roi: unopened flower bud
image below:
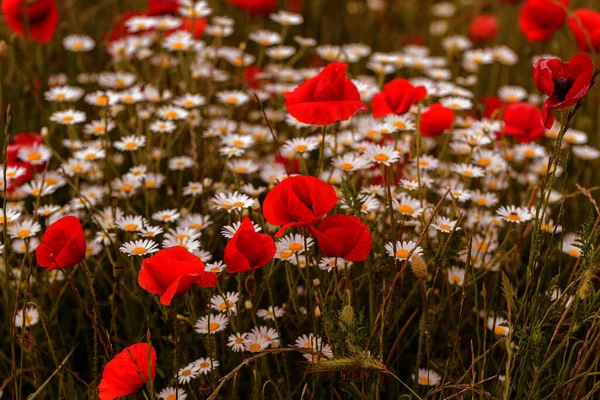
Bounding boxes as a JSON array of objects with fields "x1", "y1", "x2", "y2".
[
  {"x1": 312, "y1": 278, "x2": 320, "y2": 287},
  {"x1": 341, "y1": 305, "x2": 355, "y2": 324},
  {"x1": 244, "y1": 300, "x2": 253, "y2": 309},
  {"x1": 410, "y1": 253, "x2": 427, "y2": 280},
  {"x1": 40, "y1": 127, "x2": 49, "y2": 138}
]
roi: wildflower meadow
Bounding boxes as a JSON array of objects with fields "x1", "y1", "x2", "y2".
[{"x1": 1, "y1": 0, "x2": 600, "y2": 398}]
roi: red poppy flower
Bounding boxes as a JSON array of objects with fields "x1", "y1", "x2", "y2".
[
  {"x1": 146, "y1": 0, "x2": 179, "y2": 15},
  {"x1": 468, "y1": 14, "x2": 499, "y2": 43},
  {"x1": 533, "y1": 52, "x2": 593, "y2": 128},
  {"x1": 518, "y1": 0, "x2": 569, "y2": 42},
  {"x1": 284, "y1": 62, "x2": 367, "y2": 125},
  {"x1": 228, "y1": 0, "x2": 277, "y2": 15},
  {"x1": 2, "y1": 0, "x2": 58, "y2": 44},
  {"x1": 567, "y1": 9, "x2": 600, "y2": 53},
  {"x1": 371, "y1": 78, "x2": 427, "y2": 118},
  {"x1": 275, "y1": 154, "x2": 301, "y2": 175},
  {"x1": 36, "y1": 216, "x2": 86, "y2": 271},
  {"x1": 224, "y1": 217, "x2": 276, "y2": 274},
  {"x1": 481, "y1": 96, "x2": 504, "y2": 119},
  {"x1": 308, "y1": 215, "x2": 372, "y2": 261},
  {"x1": 419, "y1": 104, "x2": 454, "y2": 137},
  {"x1": 181, "y1": 17, "x2": 207, "y2": 38},
  {"x1": 503, "y1": 103, "x2": 546, "y2": 143},
  {"x1": 105, "y1": 11, "x2": 147, "y2": 42},
  {"x1": 98, "y1": 343, "x2": 156, "y2": 400},
  {"x1": 7, "y1": 132, "x2": 44, "y2": 163},
  {"x1": 262, "y1": 175, "x2": 339, "y2": 237},
  {"x1": 244, "y1": 66, "x2": 265, "y2": 89},
  {"x1": 138, "y1": 246, "x2": 215, "y2": 306}
]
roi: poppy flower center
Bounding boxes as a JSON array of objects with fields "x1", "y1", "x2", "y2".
[{"x1": 553, "y1": 76, "x2": 574, "y2": 102}]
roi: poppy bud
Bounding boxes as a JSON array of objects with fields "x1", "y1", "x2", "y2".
[{"x1": 410, "y1": 253, "x2": 427, "y2": 280}]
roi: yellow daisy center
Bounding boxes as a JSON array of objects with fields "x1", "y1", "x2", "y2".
[
  {"x1": 374, "y1": 153, "x2": 389, "y2": 162},
  {"x1": 395, "y1": 249, "x2": 409, "y2": 259},
  {"x1": 131, "y1": 247, "x2": 147, "y2": 255}
]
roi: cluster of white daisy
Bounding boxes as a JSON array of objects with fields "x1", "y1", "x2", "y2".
[{"x1": 4, "y1": 0, "x2": 597, "y2": 395}]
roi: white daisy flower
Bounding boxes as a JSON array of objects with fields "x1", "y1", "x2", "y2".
[
  {"x1": 385, "y1": 240, "x2": 423, "y2": 261},
  {"x1": 496, "y1": 205, "x2": 532, "y2": 224},
  {"x1": 119, "y1": 239, "x2": 160, "y2": 257},
  {"x1": 50, "y1": 109, "x2": 86, "y2": 125},
  {"x1": 195, "y1": 313, "x2": 229, "y2": 334}
]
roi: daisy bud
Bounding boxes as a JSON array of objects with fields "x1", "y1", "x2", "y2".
[
  {"x1": 312, "y1": 278, "x2": 320, "y2": 287},
  {"x1": 40, "y1": 127, "x2": 49, "y2": 138},
  {"x1": 410, "y1": 253, "x2": 427, "y2": 280},
  {"x1": 0, "y1": 41, "x2": 6, "y2": 58},
  {"x1": 167, "y1": 187, "x2": 174, "y2": 196},
  {"x1": 251, "y1": 199, "x2": 261, "y2": 211},
  {"x1": 180, "y1": 208, "x2": 189, "y2": 218},
  {"x1": 271, "y1": 339, "x2": 280, "y2": 348},
  {"x1": 244, "y1": 300, "x2": 253, "y2": 310},
  {"x1": 203, "y1": 178, "x2": 213, "y2": 188}
]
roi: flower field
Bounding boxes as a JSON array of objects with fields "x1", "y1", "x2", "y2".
[{"x1": 1, "y1": 0, "x2": 600, "y2": 399}]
